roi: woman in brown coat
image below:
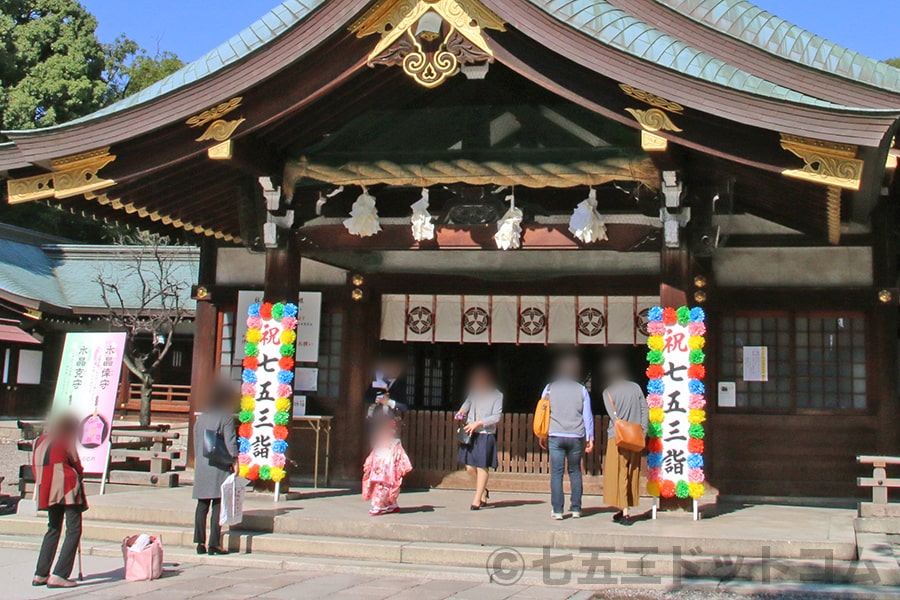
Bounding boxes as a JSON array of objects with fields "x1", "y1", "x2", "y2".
[{"x1": 602, "y1": 358, "x2": 648, "y2": 526}]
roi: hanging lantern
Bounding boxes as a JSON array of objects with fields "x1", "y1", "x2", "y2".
[
  {"x1": 343, "y1": 188, "x2": 381, "y2": 237},
  {"x1": 494, "y1": 193, "x2": 523, "y2": 250},
  {"x1": 410, "y1": 188, "x2": 435, "y2": 242},
  {"x1": 568, "y1": 188, "x2": 608, "y2": 244}
]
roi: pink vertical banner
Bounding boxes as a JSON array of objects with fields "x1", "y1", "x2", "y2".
[{"x1": 51, "y1": 332, "x2": 127, "y2": 475}]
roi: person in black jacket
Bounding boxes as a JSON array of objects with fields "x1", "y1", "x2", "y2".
[{"x1": 365, "y1": 356, "x2": 408, "y2": 433}]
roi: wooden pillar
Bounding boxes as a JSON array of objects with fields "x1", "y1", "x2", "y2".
[
  {"x1": 264, "y1": 230, "x2": 300, "y2": 303},
  {"x1": 339, "y1": 292, "x2": 380, "y2": 478},
  {"x1": 872, "y1": 173, "x2": 899, "y2": 456},
  {"x1": 187, "y1": 239, "x2": 218, "y2": 466},
  {"x1": 187, "y1": 302, "x2": 218, "y2": 466}
]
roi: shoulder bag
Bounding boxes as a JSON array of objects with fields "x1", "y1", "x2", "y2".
[
  {"x1": 606, "y1": 391, "x2": 645, "y2": 453},
  {"x1": 203, "y1": 425, "x2": 234, "y2": 469}
]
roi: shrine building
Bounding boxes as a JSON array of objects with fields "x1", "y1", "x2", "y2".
[{"x1": 2, "y1": 0, "x2": 900, "y2": 498}]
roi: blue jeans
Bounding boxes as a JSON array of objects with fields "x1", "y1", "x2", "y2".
[{"x1": 549, "y1": 436, "x2": 585, "y2": 514}]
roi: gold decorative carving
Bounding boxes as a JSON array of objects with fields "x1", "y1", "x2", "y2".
[
  {"x1": 641, "y1": 131, "x2": 668, "y2": 152},
  {"x1": 351, "y1": 0, "x2": 505, "y2": 88},
  {"x1": 187, "y1": 97, "x2": 245, "y2": 153},
  {"x1": 185, "y1": 97, "x2": 242, "y2": 128},
  {"x1": 207, "y1": 140, "x2": 234, "y2": 160},
  {"x1": 7, "y1": 173, "x2": 54, "y2": 204},
  {"x1": 780, "y1": 133, "x2": 863, "y2": 190},
  {"x1": 826, "y1": 186, "x2": 841, "y2": 245},
  {"x1": 619, "y1": 84, "x2": 684, "y2": 114},
  {"x1": 196, "y1": 118, "x2": 245, "y2": 142},
  {"x1": 7, "y1": 147, "x2": 116, "y2": 204},
  {"x1": 625, "y1": 108, "x2": 683, "y2": 133}
]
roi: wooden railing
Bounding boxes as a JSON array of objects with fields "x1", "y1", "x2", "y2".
[
  {"x1": 123, "y1": 384, "x2": 191, "y2": 414},
  {"x1": 857, "y1": 455, "x2": 900, "y2": 517},
  {"x1": 402, "y1": 410, "x2": 609, "y2": 476}
]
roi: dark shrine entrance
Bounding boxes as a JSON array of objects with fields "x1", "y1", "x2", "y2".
[
  {"x1": 394, "y1": 339, "x2": 650, "y2": 491},
  {"x1": 399, "y1": 341, "x2": 649, "y2": 415}
]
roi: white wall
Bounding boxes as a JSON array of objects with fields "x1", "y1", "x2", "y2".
[
  {"x1": 713, "y1": 247, "x2": 872, "y2": 287},
  {"x1": 216, "y1": 248, "x2": 348, "y2": 287}
]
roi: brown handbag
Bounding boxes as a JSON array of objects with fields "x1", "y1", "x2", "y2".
[{"x1": 606, "y1": 391, "x2": 646, "y2": 453}]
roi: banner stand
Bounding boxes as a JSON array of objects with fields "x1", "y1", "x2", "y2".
[
  {"x1": 650, "y1": 497, "x2": 700, "y2": 521},
  {"x1": 99, "y1": 454, "x2": 111, "y2": 496},
  {"x1": 274, "y1": 481, "x2": 280, "y2": 503}
]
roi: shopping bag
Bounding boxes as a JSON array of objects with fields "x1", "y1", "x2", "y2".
[
  {"x1": 219, "y1": 473, "x2": 249, "y2": 526},
  {"x1": 122, "y1": 534, "x2": 164, "y2": 582}
]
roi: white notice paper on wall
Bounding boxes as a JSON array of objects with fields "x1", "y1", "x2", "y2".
[
  {"x1": 295, "y1": 367, "x2": 318, "y2": 392},
  {"x1": 292, "y1": 395, "x2": 307, "y2": 417},
  {"x1": 718, "y1": 382, "x2": 737, "y2": 407},
  {"x1": 742, "y1": 346, "x2": 769, "y2": 382}
]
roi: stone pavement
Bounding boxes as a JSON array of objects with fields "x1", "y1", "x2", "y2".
[{"x1": 0, "y1": 547, "x2": 892, "y2": 600}]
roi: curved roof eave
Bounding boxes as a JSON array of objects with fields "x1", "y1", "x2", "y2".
[
  {"x1": 657, "y1": 0, "x2": 900, "y2": 96},
  {"x1": 528, "y1": 0, "x2": 898, "y2": 114},
  {"x1": 2, "y1": 0, "x2": 327, "y2": 139}
]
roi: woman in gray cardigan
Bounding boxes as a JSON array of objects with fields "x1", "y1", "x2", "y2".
[
  {"x1": 192, "y1": 382, "x2": 238, "y2": 555},
  {"x1": 455, "y1": 366, "x2": 503, "y2": 510}
]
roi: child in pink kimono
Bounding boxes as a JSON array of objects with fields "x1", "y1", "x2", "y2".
[{"x1": 362, "y1": 420, "x2": 412, "y2": 515}]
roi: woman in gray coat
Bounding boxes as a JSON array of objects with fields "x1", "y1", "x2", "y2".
[
  {"x1": 455, "y1": 366, "x2": 503, "y2": 511},
  {"x1": 192, "y1": 382, "x2": 237, "y2": 555}
]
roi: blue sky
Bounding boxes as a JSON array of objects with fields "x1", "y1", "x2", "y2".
[{"x1": 83, "y1": 1, "x2": 900, "y2": 64}]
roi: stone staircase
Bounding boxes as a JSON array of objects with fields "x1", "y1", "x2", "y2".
[
  {"x1": 0, "y1": 487, "x2": 895, "y2": 588},
  {"x1": 0, "y1": 499, "x2": 894, "y2": 587}
]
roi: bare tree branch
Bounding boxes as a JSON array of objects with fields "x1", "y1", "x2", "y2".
[{"x1": 95, "y1": 233, "x2": 193, "y2": 426}]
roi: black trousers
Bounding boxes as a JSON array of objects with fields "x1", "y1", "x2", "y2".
[
  {"x1": 35, "y1": 505, "x2": 82, "y2": 579},
  {"x1": 193, "y1": 499, "x2": 221, "y2": 549}
]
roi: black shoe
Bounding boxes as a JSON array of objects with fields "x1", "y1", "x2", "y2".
[
  {"x1": 480, "y1": 489, "x2": 490, "y2": 507},
  {"x1": 619, "y1": 516, "x2": 635, "y2": 526},
  {"x1": 196, "y1": 544, "x2": 207, "y2": 555},
  {"x1": 612, "y1": 511, "x2": 624, "y2": 523},
  {"x1": 470, "y1": 504, "x2": 481, "y2": 511},
  {"x1": 208, "y1": 547, "x2": 230, "y2": 555}
]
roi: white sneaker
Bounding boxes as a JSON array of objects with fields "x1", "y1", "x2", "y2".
[
  {"x1": 571, "y1": 511, "x2": 582, "y2": 519},
  {"x1": 551, "y1": 512, "x2": 564, "y2": 520}
]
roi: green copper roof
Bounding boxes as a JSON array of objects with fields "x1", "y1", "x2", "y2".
[
  {"x1": 531, "y1": 0, "x2": 889, "y2": 111},
  {"x1": 658, "y1": 0, "x2": 900, "y2": 94},
  {"x1": 6, "y1": 0, "x2": 898, "y2": 137},
  {"x1": 46, "y1": 1, "x2": 325, "y2": 129}
]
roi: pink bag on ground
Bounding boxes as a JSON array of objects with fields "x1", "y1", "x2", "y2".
[{"x1": 122, "y1": 534, "x2": 164, "y2": 581}]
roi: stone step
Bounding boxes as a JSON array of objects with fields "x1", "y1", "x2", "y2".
[
  {"x1": 0, "y1": 514, "x2": 890, "y2": 586},
  {"x1": 73, "y1": 499, "x2": 856, "y2": 561}
]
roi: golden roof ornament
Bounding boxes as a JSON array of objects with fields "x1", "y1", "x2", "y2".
[{"x1": 351, "y1": 0, "x2": 506, "y2": 88}]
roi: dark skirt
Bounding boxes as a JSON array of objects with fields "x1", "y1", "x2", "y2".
[{"x1": 458, "y1": 433, "x2": 498, "y2": 469}]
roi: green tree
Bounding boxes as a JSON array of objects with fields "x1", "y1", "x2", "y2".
[
  {"x1": 0, "y1": 1, "x2": 185, "y2": 131},
  {"x1": 113, "y1": 49, "x2": 184, "y2": 100},
  {"x1": 0, "y1": 0, "x2": 108, "y2": 130},
  {"x1": 0, "y1": 1, "x2": 184, "y2": 242},
  {"x1": 887, "y1": 58, "x2": 900, "y2": 69}
]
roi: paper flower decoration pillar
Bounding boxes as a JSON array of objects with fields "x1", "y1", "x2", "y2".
[
  {"x1": 568, "y1": 188, "x2": 608, "y2": 244},
  {"x1": 239, "y1": 301, "x2": 298, "y2": 485},
  {"x1": 343, "y1": 189, "x2": 382, "y2": 237},
  {"x1": 494, "y1": 194, "x2": 523, "y2": 250},
  {"x1": 410, "y1": 188, "x2": 435, "y2": 242},
  {"x1": 645, "y1": 306, "x2": 706, "y2": 507}
]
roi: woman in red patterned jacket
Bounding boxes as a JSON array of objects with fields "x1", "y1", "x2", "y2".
[{"x1": 32, "y1": 412, "x2": 86, "y2": 588}]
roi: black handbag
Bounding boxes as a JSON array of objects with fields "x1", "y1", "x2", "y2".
[
  {"x1": 457, "y1": 426, "x2": 473, "y2": 447},
  {"x1": 203, "y1": 428, "x2": 234, "y2": 469}
]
